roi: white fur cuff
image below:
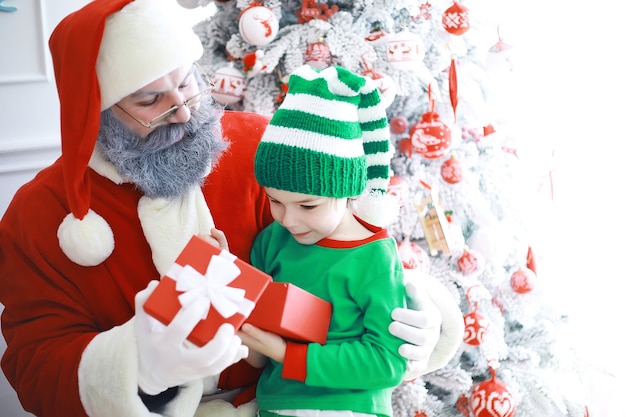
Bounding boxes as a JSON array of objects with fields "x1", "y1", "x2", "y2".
[{"x1": 78, "y1": 318, "x2": 203, "y2": 417}]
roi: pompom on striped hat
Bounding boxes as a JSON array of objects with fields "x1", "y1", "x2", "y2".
[{"x1": 254, "y1": 64, "x2": 399, "y2": 226}]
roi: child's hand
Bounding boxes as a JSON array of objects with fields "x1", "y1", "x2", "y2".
[
  {"x1": 239, "y1": 323, "x2": 286, "y2": 364},
  {"x1": 199, "y1": 228, "x2": 229, "y2": 251}
]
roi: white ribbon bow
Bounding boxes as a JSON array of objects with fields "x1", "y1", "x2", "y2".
[{"x1": 167, "y1": 250, "x2": 254, "y2": 320}]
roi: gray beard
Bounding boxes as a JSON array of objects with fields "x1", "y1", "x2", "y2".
[{"x1": 97, "y1": 99, "x2": 227, "y2": 199}]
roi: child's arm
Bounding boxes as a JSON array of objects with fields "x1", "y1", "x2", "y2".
[{"x1": 238, "y1": 323, "x2": 286, "y2": 365}]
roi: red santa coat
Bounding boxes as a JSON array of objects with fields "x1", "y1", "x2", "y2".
[{"x1": 0, "y1": 111, "x2": 272, "y2": 417}]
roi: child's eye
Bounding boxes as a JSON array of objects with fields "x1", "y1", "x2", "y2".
[{"x1": 301, "y1": 205, "x2": 316, "y2": 210}]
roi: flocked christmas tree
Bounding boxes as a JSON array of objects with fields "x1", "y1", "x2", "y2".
[{"x1": 185, "y1": 0, "x2": 594, "y2": 415}]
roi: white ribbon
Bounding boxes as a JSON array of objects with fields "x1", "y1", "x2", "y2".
[{"x1": 167, "y1": 250, "x2": 255, "y2": 320}]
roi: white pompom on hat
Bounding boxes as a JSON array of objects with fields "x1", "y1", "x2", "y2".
[{"x1": 49, "y1": 0, "x2": 203, "y2": 266}]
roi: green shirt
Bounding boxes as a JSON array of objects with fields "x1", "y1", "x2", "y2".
[{"x1": 250, "y1": 220, "x2": 407, "y2": 417}]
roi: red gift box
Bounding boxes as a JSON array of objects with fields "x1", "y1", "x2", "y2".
[
  {"x1": 143, "y1": 235, "x2": 272, "y2": 346},
  {"x1": 246, "y1": 282, "x2": 332, "y2": 344}
]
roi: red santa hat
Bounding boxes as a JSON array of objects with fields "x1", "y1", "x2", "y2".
[{"x1": 49, "y1": 0, "x2": 204, "y2": 266}]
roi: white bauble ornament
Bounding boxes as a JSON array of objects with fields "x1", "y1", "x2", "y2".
[
  {"x1": 486, "y1": 40, "x2": 515, "y2": 74},
  {"x1": 385, "y1": 30, "x2": 425, "y2": 71},
  {"x1": 239, "y1": 5, "x2": 279, "y2": 46},
  {"x1": 211, "y1": 63, "x2": 245, "y2": 105}
]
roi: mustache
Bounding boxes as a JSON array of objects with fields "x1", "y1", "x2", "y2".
[{"x1": 119, "y1": 107, "x2": 210, "y2": 157}]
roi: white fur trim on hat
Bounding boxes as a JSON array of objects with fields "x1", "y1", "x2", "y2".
[
  {"x1": 97, "y1": 0, "x2": 204, "y2": 110},
  {"x1": 58, "y1": 209, "x2": 115, "y2": 267}
]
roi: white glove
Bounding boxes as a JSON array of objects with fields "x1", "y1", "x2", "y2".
[
  {"x1": 389, "y1": 270, "x2": 465, "y2": 379},
  {"x1": 134, "y1": 280, "x2": 249, "y2": 395}
]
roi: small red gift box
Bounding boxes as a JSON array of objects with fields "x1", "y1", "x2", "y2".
[
  {"x1": 246, "y1": 282, "x2": 332, "y2": 344},
  {"x1": 143, "y1": 235, "x2": 272, "y2": 346}
]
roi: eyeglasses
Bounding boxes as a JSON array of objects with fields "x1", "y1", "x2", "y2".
[{"x1": 115, "y1": 67, "x2": 215, "y2": 129}]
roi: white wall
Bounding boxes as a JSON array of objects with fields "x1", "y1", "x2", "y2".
[{"x1": 0, "y1": 1, "x2": 89, "y2": 414}]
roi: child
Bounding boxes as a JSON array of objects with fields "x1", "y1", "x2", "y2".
[{"x1": 239, "y1": 64, "x2": 407, "y2": 417}]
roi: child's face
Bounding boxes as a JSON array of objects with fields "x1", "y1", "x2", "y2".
[{"x1": 264, "y1": 187, "x2": 350, "y2": 245}]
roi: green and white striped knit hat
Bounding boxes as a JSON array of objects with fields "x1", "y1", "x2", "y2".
[{"x1": 255, "y1": 65, "x2": 395, "y2": 222}]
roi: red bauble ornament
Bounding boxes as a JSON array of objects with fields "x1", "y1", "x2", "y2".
[
  {"x1": 211, "y1": 63, "x2": 245, "y2": 105},
  {"x1": 470, "y1": 367, "x2": 516, "y2": 417},
  {"x1": 387, "y1": 175, "x2": 409, "y2": 207},
  {"x1": 239, "y1": 5, "x2": 279, "y2": 46},
  {"x1": 456, "y1": 394, "x2": 471, "y2": 417},
  {"x1": 390, "y1": 117, "x2": 409, "y2": 134},
  {"x1": 361, "y1": 60, "x2": 397, "y2": 108},
  {"x1": 397, "y1": 238, "x2": 430, "y2": 272},
  {"x1": 397, "y1": 137, "x2": 413, "y2": 156},
  {"x1": 442, "y1": 1, "x2": 470, "y2": 36},
  {"x1": 305, "y1": 40, "x2": 332, "y2": 69},
  {"x1": 441, "y1": 155, "x2": 463, "y2": 184},
  {"x1": 297, "y1": 0, "x2": 338, "y2": 23},
  {"x1": 463, "y1": 286, "x2": 489, "y2": 346},
  {"x1": 457, "y1": 248, "x2": 483, "y2": 275},
  {"x1": 463, "y1": 310, "x2": 488, "y2": 346},
  {"x1": 410, "y1": 111, "x2": 451, "y2": 159},
  {"x1": 510, "y1": 267, "x2": 537, "y2": 294}
]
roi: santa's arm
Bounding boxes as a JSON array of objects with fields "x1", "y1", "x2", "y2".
[
  {"x1": 79, "y1": 319, "x2": 203, "y2": 417},
  {"x1": 389, "y1": 269, "x2": 465, "y2": 379}
]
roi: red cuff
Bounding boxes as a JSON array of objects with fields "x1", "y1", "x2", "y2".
[
  {"x1": 218, "y1": 361, "x2": 263, "y2": 407},
  {"x1": 281, "y1": 342, "x2": 308, "y2": 382}
]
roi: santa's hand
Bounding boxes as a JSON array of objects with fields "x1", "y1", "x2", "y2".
[
  {"x1": 134, "y1": 281, "x2": 249, "y2": 395},
  {"x1": 199, "y1": 228, "x2": 229, "y2": 251},
  {"x1": 389, "y1": 271, "x2": 464, "y2": 379}
]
